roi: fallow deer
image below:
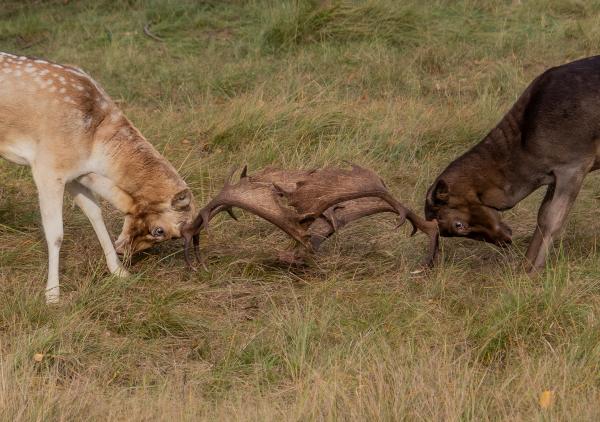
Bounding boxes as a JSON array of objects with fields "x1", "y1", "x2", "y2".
[
  {"x1": 0, "y1": 51, "x2": 194, "y2": 303},
  {"x1": 182, "y1": 164, "x2": 438, "y2": 267},
  {"x1": 425, "y1": 55, "x2": 600, "y2": 272}
]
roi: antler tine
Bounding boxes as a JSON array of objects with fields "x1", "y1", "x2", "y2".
[
  {"x1": 280, "y1": 164, "x2": 439, "y2": 266},
  {"x1": 182, "y1": 230, "x2": 198, "y2": 270},
  {"x1": 192, "y1": 232, "x2": 201, "y2": 259},
  {"x1": 197, "y1": 166, "x2": 245, "y2": 232},
  {"x1": 192, "y1": 233, "x2": 209, "y2": 271},
  {"x1": 198, "y1": 205, "x2": 216, "y2": 236},
  {"x1": 183, "y1": 202, "x2": 241, "y2": 269},
  {"x1": 226, "y1": 207, "x2": 238, "y2": 221},
  {"x1": 321, "y1": 207, "x2": 339, "y2": 232},
  {"x1": 240, "y1": 165, "x2": 248, "y2": 179},
  {"x1": 363, "y1": 189, "x2": 439, "y2": 267},
  {"x1": 181, "y1": 169, "x2": 246, "y2": 269},
  {"x1": 308, "y1": 197, "x2": 397, "y2": 251},
  {"x1": 181, "y1": 200, "x2": 223, "y2": 269},
  {"x1": 404, "y1": 210, "x2": 439, "y2": 267},
  {"x1": 182, "y1": 167, "x2": 315, "y2": 268}
]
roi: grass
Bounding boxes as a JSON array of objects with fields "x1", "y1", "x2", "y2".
[{"x1": 2, "y1": 0, "x2": 600, "y2": 419}]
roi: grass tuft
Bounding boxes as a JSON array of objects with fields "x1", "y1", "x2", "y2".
[{"x1": 3, "y1": 0, "x2": 600, "y2": 419}]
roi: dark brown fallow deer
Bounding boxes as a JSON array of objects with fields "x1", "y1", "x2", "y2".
[{"x1": 425, "y1": 55, "x2": 600, "y2": 272}]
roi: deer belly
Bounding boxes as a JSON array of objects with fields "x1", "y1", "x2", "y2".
[{"x1": 0, "y1": 139, "x2": 35, "y2": 166}]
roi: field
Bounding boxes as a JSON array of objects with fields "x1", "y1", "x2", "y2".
[{"x1": 2, "y1": 0, "x2": 600, "y2": 420}]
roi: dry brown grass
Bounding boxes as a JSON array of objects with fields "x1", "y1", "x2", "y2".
[{"x1": 2, "y1": 0, "x2": 600, "y2": 420}]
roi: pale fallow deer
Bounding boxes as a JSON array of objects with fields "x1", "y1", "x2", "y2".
[{"x1": 0, "y1": 51, "x2": 195, "y2": 303}]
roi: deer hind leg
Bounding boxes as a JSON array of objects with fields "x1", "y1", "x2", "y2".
[
  {"x1": 525, "y1": 167, "x2": 587, "y2": 273},
  {"x1": 66, "y1": 181, "x2": 130, "y2": 278},
  {"x1": 32, "y1": 168, "x2": 65, "y2": 304}
]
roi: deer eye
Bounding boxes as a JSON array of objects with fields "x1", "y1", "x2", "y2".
[
  {"x1": 454, "y1": 221, "x2": 468, "y2": 232},
  {"x1": 151, "y1": 227, "x2": 165, "y2": 237}
]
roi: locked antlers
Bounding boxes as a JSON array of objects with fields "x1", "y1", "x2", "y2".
[
  {"x1": 182, "y1": 164, "x2": 439, "y2": 268},
  {"x1": 182, "y1": 167, "x2": 312, "y2": 263}
]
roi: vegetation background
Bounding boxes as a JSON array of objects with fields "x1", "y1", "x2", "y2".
[{"x1": 2, "y1": 0, "x2": 600, "y2": 420}]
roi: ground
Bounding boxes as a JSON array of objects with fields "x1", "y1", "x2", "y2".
[{"x1": 2, "y1": 0, "x2": 600, "y2": 420}]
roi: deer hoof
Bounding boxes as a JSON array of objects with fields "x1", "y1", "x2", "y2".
[
  {"x1": 113, "y1": 266, "x2": 131, "y2": 278},
  {"x1": 45, "y1": 288, "x2": 59, "y2": 304}
]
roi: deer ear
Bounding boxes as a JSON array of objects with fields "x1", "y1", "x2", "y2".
[
  {"x1": 431, "y1": 179, "x2": 449, "y2": 206},
  {"x1": 172, "y1": 188, "x2": 192, "y2": 210}
]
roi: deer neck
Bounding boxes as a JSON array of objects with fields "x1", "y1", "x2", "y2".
[
  {"x1": 92, "y1": 113, "x2": 186, "y2": 213},
  {"x1": 444, "y1": 132, "x2": 547, "y2": 210}
]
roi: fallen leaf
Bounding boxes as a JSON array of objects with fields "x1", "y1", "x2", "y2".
[{"x1": 539, "y1": 390, "x2": 554, "y2": 409}]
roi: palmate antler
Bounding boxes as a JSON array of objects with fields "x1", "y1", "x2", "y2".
[
  {"x1": 181, "y1": 167, "x2": 312, "y2": 268},
  {"x1": 181, "y1": 164, "x2": 439, "y2": 268},
  {"x1": 308, "y1": 197, "x2": 398, "y2": 250}
]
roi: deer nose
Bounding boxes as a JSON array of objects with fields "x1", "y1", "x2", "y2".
[{"x1": 496, "y1": 223, "x2": 513, "y2": 245}]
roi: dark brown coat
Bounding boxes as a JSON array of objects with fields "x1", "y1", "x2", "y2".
[{"x1": 425, "y1": 56, "x2": 600, "y2": 271}]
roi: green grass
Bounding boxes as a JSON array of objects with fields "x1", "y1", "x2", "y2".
[{"x1": 2, "y1": 0, "x2": 600, "y2": 419}]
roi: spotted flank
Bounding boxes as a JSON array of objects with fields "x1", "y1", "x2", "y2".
[{"x1": 0, "y1": 51, "x2": 109, "y2": 108}]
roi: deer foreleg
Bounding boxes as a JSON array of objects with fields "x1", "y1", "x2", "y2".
[
  {"x1": 77, "y1": 173, "x2": 133, "y2": 214},
  {"x1": 33, "y1": 169, "x2": 65, "y2": 304},
  {"x1": 525, "y1": 168, "x2": 586, "y2": 272},
  {"x1": 67, "y1": 181, "x2": 129, "y2": 277}
]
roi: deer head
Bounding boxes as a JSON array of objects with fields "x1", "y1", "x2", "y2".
[
  {"x1": 181, "y1": 164, "x2": 439, "y2": 268},
  {"x1": 114, "y1": 187, "x2": 195, "y2": 256}
]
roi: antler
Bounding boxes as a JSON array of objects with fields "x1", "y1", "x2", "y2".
[
  {"x1": 307, "y1": 197, "x2": 438, "y2": 266},
  {"x1": 181, "y1": 167, "x2": 313, "y2": 268},
  {"x1": 307, "y1": 197, "x2": 397, "y2": 250},
  {"x1": 182, "y1": 164, "x2": 439, "y2": 269},
  {"x1": 275, "y1": 164, "x2": 439, "y2": 266}
]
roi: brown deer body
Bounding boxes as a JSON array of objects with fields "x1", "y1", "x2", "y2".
[
  {"x1": 425, "y1": 56, "x2": 600, "y2": 272},
  {"x1": 0, "y1": 52, "x2": 194, "y2": 303}
]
